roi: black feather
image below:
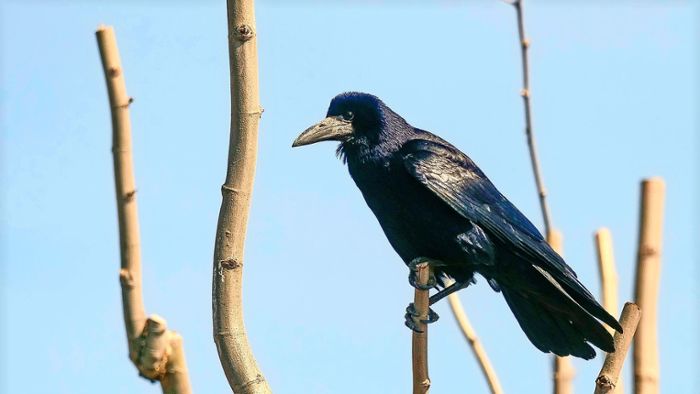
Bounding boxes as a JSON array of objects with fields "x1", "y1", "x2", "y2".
[{"x1": 301, "y1": 92, "x2": 621, "y2": 359}]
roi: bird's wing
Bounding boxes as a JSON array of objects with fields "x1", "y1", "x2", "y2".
[{"x1": 400, "y1": 139, "x2": 622, "y2": 331}]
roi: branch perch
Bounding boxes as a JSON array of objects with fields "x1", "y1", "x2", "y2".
[
  {"x1": 447, "y1": 292, "x2": 503, "y2": 394},
  {"x1": 212, "y1": 0, "x2": 270, "y2": 393},
  {"x1": 412, "y1": 262, "x2": 431, "y2": 394},
  {"x1": 547, "y1": 230, "x2": 575, "y2": 394},
  {"x1": 633, "y1": 177, "x2": 665, "y2": 394},
  {"x1": 97, "y1": 25, "x2": 191, "y2": 394},
  {"x1": 594, "y1": 303, "x2": 642, "y2": 394}
]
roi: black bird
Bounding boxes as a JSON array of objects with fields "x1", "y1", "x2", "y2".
[{"x1": 293, "y1": 92, "x2": 622, "y2": 359}]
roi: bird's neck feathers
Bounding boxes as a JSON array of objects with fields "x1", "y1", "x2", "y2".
[{"x1": 338, "y1": 108, "x2": 414, "y2": 165}]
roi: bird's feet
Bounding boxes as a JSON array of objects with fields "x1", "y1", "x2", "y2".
[
  {"x1": 404, "y1": 303, "x2": 439, "y2": 333},
  {"x1": 408, "y1": 258, "x2": 437, "y2": 290}
]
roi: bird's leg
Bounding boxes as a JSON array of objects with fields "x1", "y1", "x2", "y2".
[
  {"x1": 428, "y1": 280, "x2": 469, "y2": 305},
  {"x1": 404, "y1": 303, "x2": 439, "y2": 333},
  {"x1": 407, "y1": 257, "x2": 439, "y2": 290}
]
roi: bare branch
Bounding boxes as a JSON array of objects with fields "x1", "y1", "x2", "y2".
[
  {"x1": 412, "y1": 262, "x2": 431, "y2": 394},
  {"x1": 594, "y1": 303, "x2": 642, "y2": 394},
  {"x1": 633, "y1": 178, "x2": 665, "y2": 394},
  {"x1": 97, "y1": 25, "x2": 191, "y2": 393},
  {"x1": 508, "y1": 0, "x2": 553, "y2": 235},
  {"x1": 447, "y1": 293, "x2": 503, "y2": 394},
  {"x1": 212, "y1": 1, "x2": 270, "y2": 393}
]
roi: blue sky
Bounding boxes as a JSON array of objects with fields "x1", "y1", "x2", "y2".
[{"x1": 1, "y1": 1, "x2": 697, "y2": 393}]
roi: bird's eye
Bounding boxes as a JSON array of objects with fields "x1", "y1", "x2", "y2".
[{"x1": 341, "y1": 111, "x2": 354, "y2": 122}]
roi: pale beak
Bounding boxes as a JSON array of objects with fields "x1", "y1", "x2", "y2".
[{"x1": 292, "y1": 116, "x2": 353, "y2": 147}]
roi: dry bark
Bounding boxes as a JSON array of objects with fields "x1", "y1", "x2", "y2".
[{"x1": 594, "y1": 303, "x2": 642, "y2": 394}]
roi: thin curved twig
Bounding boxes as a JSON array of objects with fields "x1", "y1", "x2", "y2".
[
  {"x1": 211, "y1": 0, "x2": 271, "y2": 393},
  {"x1": 509, "y1": 0, "x2": 553, "y2": 235},
  {"x1": 447, "y1": 292, "x2": 503, "y2": 394}
]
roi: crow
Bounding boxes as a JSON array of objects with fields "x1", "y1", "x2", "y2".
[{"x1": 292, "y1": 92, "x2": 622, "y2": 359}]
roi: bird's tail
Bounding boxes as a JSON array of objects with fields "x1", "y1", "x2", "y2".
[{"x1": 499, "y1": 266, "x2": 617, "y2": 360}]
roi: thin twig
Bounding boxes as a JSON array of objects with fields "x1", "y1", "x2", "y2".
[
  {"x1": 97, "y1": 25, "x2": 192, "y2": 393},
  {"x1": 595, "y1": 228, "x2": 623, "y2": 393},
  {"x1": 412, "y1": 263, "x2": 431, "y2": 394},
  {"x1": 212, "y1": 1, "x2": 271, "y2": 393},
  {"x1": 447, "y1": 292, "x2": 503, "y2": 394},
  {"x1": 594, "y1": 303, "x2": 642, "y2": 394},
  {"x1": 633, "y1": 178, "x2": 665, "y2": 394},
  {"x1": 509, "y1": 0, "x2": 553, "y2": 236},
  {"x1": 547, "y1": 230, "x2": 575, "y2": 394}
]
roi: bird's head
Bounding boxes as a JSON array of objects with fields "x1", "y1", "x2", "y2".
[{"x1": 293, "y1": 92, "x2": 409, "y2": 155}]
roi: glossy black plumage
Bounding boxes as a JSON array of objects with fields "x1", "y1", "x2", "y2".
[{"x1": 294, "y1": 92, "x2": 622, "y2": 359}]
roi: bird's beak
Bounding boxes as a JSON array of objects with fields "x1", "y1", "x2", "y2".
[{"x1": 292, "y1": 116, "x2": 354, "y2": 147}]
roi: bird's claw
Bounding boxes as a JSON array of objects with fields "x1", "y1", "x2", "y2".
[
  {"x1": 408, "y1": 258, "x2": 437, "y2": 290},
  {"x1": 404, "y1": 303, "x2": 439, "y2": 332}
]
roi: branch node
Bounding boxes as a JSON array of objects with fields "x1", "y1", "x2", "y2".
[
  {"x1": 234, "y1": 24, "x2": 255, "y2": 42},
  {"x1": 220, "y1": 258, "x2": 242, "y2": 270},
  {"x1": 124, "y1": 189, "x2": 137, "y2": 202},
  {"x1": 221, "y1": 184, "x2": 246, "y2": 196},
  {"x1": 596, "y1": 375, "x2": 615, "y2": 390},
  {"x1": 234, "y1": 374, "x2": 267, "y2": 392},
  {"x1": 119, "y1": 268, "x2": 135, "y2": 288},
  {"x1": 108, "y1": 66, "x2": 121, "y2": 78}
]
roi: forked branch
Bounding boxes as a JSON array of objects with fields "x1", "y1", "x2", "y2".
[{"x1": 97, "y1": 25, "x2": 191, "y2": 394}]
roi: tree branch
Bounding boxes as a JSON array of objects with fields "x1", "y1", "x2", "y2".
[
  {"x1": 212, "y1": 1, "x2": 270, "y2": 393},
  {"x1": 633, "y1": 178, "x2": 665, "y2": 394},
  {"x1": 508, "y1": 0, "x2": 553, "y2": 236},
  {"x1": 447, "y1": 292, "x2": 503, "y2": 394},
  {"x1": 594, "y1": 303, "x2": 642, "y2": 394},
  {"x1": 412, "y1": 262, "x2": 431, "y2": 394},
  {"x1": 97, "y1": 25, "x2": 191, "y2": 394}
]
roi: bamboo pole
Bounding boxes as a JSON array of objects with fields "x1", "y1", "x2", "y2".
[
  {"x1": 447, "y1": 292, "x2": 503, "y2": 394},
  {"x1": 633, "y1": 178, "x2": 665, "y2": 394},
  {"x1": 594, "y1": 228, "x2": 622, "y2": 394},
  {"x1": 412, "y1": 262, "x2": 431, "y2": 394},
  {"x1": 97, "y1": 25, "x2": 191, "y2": 393},
  {"x1": 212, "y1": 0, "x2": 270, "y2": 393},
  {"x1": 594, "y1": 303, "x2": 642, "y2": 394},
  {"x1": 547, "y1": 230, "x2": 575, "y2": 394}
]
